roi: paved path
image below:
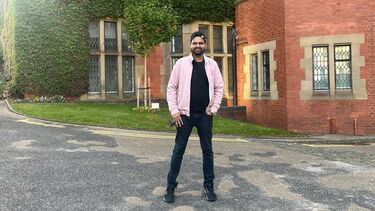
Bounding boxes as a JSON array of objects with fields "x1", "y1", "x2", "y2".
[{"x1": 1, "y1": 101, "x2": 375, "y2": 210}]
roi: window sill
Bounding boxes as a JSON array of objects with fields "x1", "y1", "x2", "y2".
[
  {"x1": 311, "y1": 89, "x2": 354, "y2": 100},
  {"x1": 250, "y1": 91, "x2": 272, "y2": 100},
  {"x1": 313, "y1": 90, "x2": 330, "y2": 96},
  {"x1": 334, "y1": 90, "x2": 354, "y2": 99},
  {"x1": 261, "y1": 91, "x2": 270, "y2": 97}
]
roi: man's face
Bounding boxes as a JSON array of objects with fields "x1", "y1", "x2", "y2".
[{"x1": 190, "y1": 37, "x2": 206, "y2": 56}]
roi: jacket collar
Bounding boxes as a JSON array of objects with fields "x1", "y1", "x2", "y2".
[{"x1": 188, "y1": 54, "x2": 209, "y2": 63}]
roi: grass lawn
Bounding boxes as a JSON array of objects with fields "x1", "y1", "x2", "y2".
[{"x1": 10, "y1": 102, "x2": 299, "y2": 137}]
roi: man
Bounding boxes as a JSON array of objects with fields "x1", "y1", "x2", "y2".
[{"x1": 163, "y1": 31, "x2": 224, "y2": 203}]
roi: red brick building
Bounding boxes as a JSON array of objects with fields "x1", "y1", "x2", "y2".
[{"x1": 236, "y1": 0, "x2": 375, "y2": 135}]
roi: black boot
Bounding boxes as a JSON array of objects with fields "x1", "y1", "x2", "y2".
[
  {"x1": 162, "y1": 185, "x2": 176, "y2": 203},
  {"x1": 203, "y1": 184, "x2": 217, "y2": 202}
]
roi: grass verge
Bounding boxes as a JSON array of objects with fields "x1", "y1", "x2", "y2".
[{"x1": 10, "y1": 102, "x2": 299, "y2": 137}]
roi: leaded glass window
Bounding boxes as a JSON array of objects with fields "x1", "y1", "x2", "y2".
[
  {"x1": 251, "y1": 54, "x2": 258, "y2": 92},
  {"x1": 313, "y1": 46, "x2": 329, "y2": 90},
  {"x1": 89, "y1": 56, "x2": 100, "y2": 93},
  {"x1": 228, "y1": 56, "x2": 234, "y2": 95},
  {"x1": 213, "y1": 25, "x2": 223, "y2": 53},
  {"x1": 198, "y1": 24, "x2": 210, "y2": 53},
  {"x1": 105, "y1": 21, "x2": 117, "y2": 52},
  {"x1": 105, "y1": 56, "x2": 118, "y2": 93},
  {"x1": 334, "y1": 45, "x2": 351, "y2": 89},
  {"x1": 227, "y1": 27, "x2": 234, "y2": 54},
  {"x1": 262, "y1": 51, "x2": 270, "y2": 91},
  {"x1": 123, "y1": 56, "x2": 135, "y2": 93},
  {"x1": 122, "y1": 30, "x2": 132, "y2": 52},
  {"x1": 172, "y1": 27, "x2": 183, "y2": 54},
  {"x1": 89, "y1": 21, "x2": 99, "y2": 52},
  {"x1": 214, "y1": 57, "x2": 223, "y2": 73}
]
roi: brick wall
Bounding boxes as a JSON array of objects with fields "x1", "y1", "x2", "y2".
[
  {"x1": 217, "y1": 106, "x2": 247, "y2": 121},
  {"x1": 284, "y1": 0, "x2": 375, "y2": 135},
  {"x1": 236, "y1": 0, "x2": 375, "y2": 134},
  {"x1": 236, "y1": 0, "x2": 287, "y2": 129},
  {"x1": 364, "y1": 1, "x2": 375, "y2": 135},
  {"x1": 147, "y1": 45, "x2": 164, "y2": 99}
]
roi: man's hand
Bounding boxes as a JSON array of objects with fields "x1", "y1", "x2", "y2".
[
  {"x1": 173, "y1": 112, "x2": 183, "y2": 127},
  {"x1": 206, "y1": 111, "x2": 214, "y2": 116}
]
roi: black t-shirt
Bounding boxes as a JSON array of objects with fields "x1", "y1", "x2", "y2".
[{"x1": 190, "y1": 60, "x2": 209, "y2": 114}]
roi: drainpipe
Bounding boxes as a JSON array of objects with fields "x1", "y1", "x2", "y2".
[
  {"x1": 231, "y1": 28, "x2": 238, "y2": 106},
  {"x1": 354, "y1": 118, "x2": 358, "y2": 135}
]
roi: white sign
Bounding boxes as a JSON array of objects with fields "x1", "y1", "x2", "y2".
[{"x1": 151, "y1": 103, "x2": 160, "y2": 109}]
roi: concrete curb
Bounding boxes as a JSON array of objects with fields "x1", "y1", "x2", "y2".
[
  {"x1": 3, "y1": 99, "x2": 177, "y2": 135},
  {"x1": 5, "y1": 99, "x2": 79, "y2": 125},
  {"x1": 4, "y1": 100, "x2": 375, "y2": 144},
  {"x1": 5, "y1": 99, "x2": 30, "y2": 117},
  {"x1": 255, "y1": 137, "x2": 375, "y2": 145}
]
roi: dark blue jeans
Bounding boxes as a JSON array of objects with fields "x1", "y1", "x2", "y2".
[{"x1": 167, "y1": 113, "x2": 214, "y2": 187}]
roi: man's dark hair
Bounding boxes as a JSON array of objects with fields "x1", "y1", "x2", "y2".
[{"x1": 190, "y1": 31, "x2": 207, "y2": 43}]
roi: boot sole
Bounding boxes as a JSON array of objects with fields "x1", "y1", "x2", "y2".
[
  {"x1": 202, "y1": 190, "x2": 217, "y2": 202},
  {"x1": 162, "y1": 196, "x2": 174, "y2": 203}
]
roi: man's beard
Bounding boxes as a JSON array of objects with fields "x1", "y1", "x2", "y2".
[{"x1": 191, "y1": 47, "x2": 205, "y2": 56}]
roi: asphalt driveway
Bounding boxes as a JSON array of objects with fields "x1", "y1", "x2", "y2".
[{"x1": 1, "y1": 101, "x2": 374, "y2": 210}]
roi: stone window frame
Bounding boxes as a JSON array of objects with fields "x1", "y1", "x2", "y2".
[
  {"x1": 243, "y1": 40, "x2": 278, "y2": 100},
  {"x1": 168, "y1": 21, "x2": 234, "y2": 99},
  {"x1": 87, "y1": 18, "x2": 137, "y2": 99},
  {"x1": 250, "y1": 53, "x2": 258, "y2": 92},
  {"x1": 197, "y1": 22, "x2": 233, "y2": 99},
  {"x1": 311, "y1": 45, "x2": 330, "y2": 91},
  {"x1": 171, "y1": 27, "x2": 183, "y2": 68},
  {"x1": 262, "y1": 51, "x2": 271, "y2": 91},
  {"x1": 300, "y1": 34, "x2": 367, "y2": 100}
]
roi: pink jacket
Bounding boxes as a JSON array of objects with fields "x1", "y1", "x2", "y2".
[{"x1": 167, "y1": 54, "x2": 224, "y2": 116}]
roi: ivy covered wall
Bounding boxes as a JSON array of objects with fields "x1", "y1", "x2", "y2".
[
  {"x1": 1, "y1": 0, "x2": 235, "y2": 97},
  {"x1": 2, "y1": 0, "x2": 89, "y2": 97},
  {"x1": 169, "y1": 0, "x2": 235, "y2": 24},
  {"x1": 85, "y1": 0, "x2": 126, "y2": 19},
  {"x1": 1, "y1": 0, "x2": 16, "y2": 96},
  {"x1": 0, "y1": 0, "x2": 4, "y2": 97}
]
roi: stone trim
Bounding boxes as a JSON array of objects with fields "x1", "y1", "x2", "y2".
[
  {"x1": 300, "y1": 33, "x2": 367, "y2": 100},
  {"x1": 81, "y1": 18, "x2": 140, "y2": 101},
  {"x1": 180, "y1": 21, "x2": 234, "y2": 100},
  {"x1": 160, "y1": 42, "x2": 172, "y2": 98},
  {"x1": 99, "y1": 19, "x2": 105, "y2": 99},
  {"x1": 242, "y1": 40, "x2": 278, "y2": 100}
]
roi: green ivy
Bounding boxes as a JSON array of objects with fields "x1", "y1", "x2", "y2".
[
  {"x1": 9, "y1": 0, "x2": 90, "y2": 96},
  {"x1": 123, "y1": 0, "x2": 177, "y2": 56},
  {"x1": 0, "y1": 71, "x2": 4, "y2": 98},
  {"x1": 2, "y1": 0, "x2": 17, "y2": 97},
  {"x1": 1, "y1": 0, "x2": 235, "y2": 98},
  {"x1": 169, "y1": 0, "x2": 235, "y2": 24},
  {"x1": 0, "y1": 0, "x2": 4, "y2": 97},
  {"x1": 85, "y1": 0, "x2": 127, "y2": 19}
]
